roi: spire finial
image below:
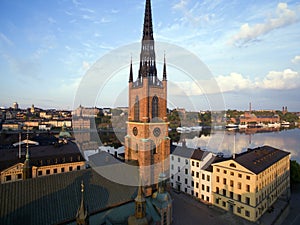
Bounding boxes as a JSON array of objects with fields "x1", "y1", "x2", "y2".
[{"x1": 142, "y1": 0, "x2": 154, "y2": 41}]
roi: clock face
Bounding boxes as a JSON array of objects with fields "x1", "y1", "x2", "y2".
[
  {"x1": 133, "y1": 127, "x2": 138, "y2": 136},
  {"x1": 153, "y1": 127, "x2": 161, "y2": 137}
]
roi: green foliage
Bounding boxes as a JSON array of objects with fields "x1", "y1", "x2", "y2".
[{"x1": 290, "y1": 160, "x2": 300, "y2": 183}]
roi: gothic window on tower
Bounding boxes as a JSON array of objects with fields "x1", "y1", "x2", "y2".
[
  {"x1": 134, "y1": 96, "x2": 139, "y2": 121},
  {"x1": 152, "y1": 95, "x2": 158, "y2": 119}
]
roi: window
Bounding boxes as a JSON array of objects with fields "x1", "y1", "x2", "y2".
[
  {"x1": 171, "y1": 155, "x2": 174, "y2": 161},
  {"x1": 224, "y1": 170, "x2": 227, "y2": 174},
  {"x1": 178, "y1": 157, "x2": 180, "y2": 162},
  {"x1": 230, "y1": 180, "x2": 234, "y2": 187},
  {"x1": 246, "y1": 184, "x2": 250, "y2": 192},
  {"x1": 171, "y1": 164, "x2": 174, "y2": 170},
  {"x1": 191, "y1": 181, "x2": 194, "y2": 187},
  {"x1": 177, "y1": 167, "x2": 180, "y2": 172},
  {"x1": 69, "y1": 166, "x2": 73, "y2": 172},
  {"x1": 230, "y1": 172, "x2": 234, "y2": 176},
  {"x1": 196, "y1": 162, "x2": 199, "y2": 167},
  {"x1": 61, "y1": 168, "x2": 65, "y2": 173},
  {"x1": 238, "y1": 173, "x2": 242, "y2": 178},
  {"x1": 238, "y1": 182, "x2": 241, "y2": 189},
  {"x1": 206, "y1": 186, "x2": 210, "y2": 192},
  {"x1": 17, "y1": 174, "x2": 22, "y2": 179},
  {"x1": 223, "y1": 178, "x2": 227, "y2": 185},
  {"x1": 246, "y1": 197, "x2": 250, "y2": 205},
  {"x1": 207, "y1": 175, "x2": 210, "y2": 181},
  {"x1": 152, "y1": 96, "x2": 158, "y2": 118},
  {"x1": 217, "y1": 168, "x2": 220, "y2": 172},
  {"x1": 230, "y1": 191, "x2": 233, "y2": 199},
  {"x1": 134, "y1": 96, "x2": 139, "y2": 121},
  {"x1": 185, "y1": 178, "x2": 188, "y2": 184},
  {"x1": 191, "y1": 170, "x2": 194, "y2": 176},
  {"x1": 192, "y1": 161, "x2": 194, "y2": 166},
  {"x1": 245, "y1": 210, "x2": 250, "y2": 217},
  {"x1": 202, "y1": 174, "x2": 205, "y2": 180},
  {"x1": 77, "y1": 165, "x2": 81, "y2": 171},
  {"x1": 185, "y1": 168, "x2": 188, "y2": 174},
  {"x1": 237, "y1": 207, "x2": 241, "y2": 214},
  {"x1": 177, "y1": 176, "x2": 180, "y2": 181},
  {"x1": 230, "y1": 163, "x2": 236, "y2": 168},
  {"x1": 222, "y1": 201, "x2": 226, "y2": 207},
  {"x1": 237, "y1": 194, "x2": 241, "y2": 202},
  {"x1": 196, "y1": 172, "x2": 199, "y2": 178},
  {"x1": 185, "y1": 188, "x2": 187, "y2": 193},
  {"x1": 196, "y1": 192, "x2": 198, "y2": 197},
  {"x1": 53, "y1": 168, "x2": 57, "y2": 174},
  {"x1": 216, "y1": 176, "x2": 220, "y2": 182},
  {"x1": 246, "y1": 175, "x2": 250, "y2": 180},
  {"x1": 5, "y1": 175, "x2": 11, "y2": 181},
  {"x1": 185, "y1": 159, "x2": 188, "y2": 165},
  {"x1": 216, "y1": 198, "x2": 220, "y2": 204},
  {"x1": 206, "y1": 196, "x2": 210, "y2": 202},
  {"x1": 202, "y1": 184, "x2": 205, "y2": 191},
  {"x1": 46, "y1": 169, "x2": 50, "y2": 175},
  {"x1": 216, "y1": 187, "x2": 220, "y2": 194},
  {"x1": 222, "y1": 189, "x2": 226, "y2": 196},
  {"x1": 196, "y1": 182, "x2": 199, "y2": 188},
  {"x1": 191, "y1": 190, "x2": 194, "y2": 196}
]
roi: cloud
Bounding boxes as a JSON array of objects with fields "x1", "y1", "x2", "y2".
[
  {"x1": 292, "y1": 55, "x2": 300, "y2": 64},
  {"x1": 230, "y1": 3, "x2": 299, "y2": 46},
  {"x1": 216, "y1": 72, "x2": 254, "y2": 92},
  {"x1": 171, "y1": 69, "x2": 300, "y2": 96},
  {"x1": 256, "y1": 69, "x2": 300, "y2": 89},
  {"x1": 0, "y1": 32, "x2": 14, "y2": 46}
]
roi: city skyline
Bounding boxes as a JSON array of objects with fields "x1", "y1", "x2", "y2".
[{"x1": 0, "y1": 0, "x2": 300, "y2": 111}]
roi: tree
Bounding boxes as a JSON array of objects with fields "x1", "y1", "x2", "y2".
[{"x1": 290, "y1": 160, "x2": 300, "y2": 183}]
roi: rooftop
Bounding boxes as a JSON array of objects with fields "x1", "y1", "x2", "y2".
[{"x1": 234, "y1": 145, "x2": 290, "y2": 174}]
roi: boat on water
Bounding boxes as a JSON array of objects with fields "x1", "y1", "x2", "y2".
[
  {"x1": 225, "y1": 123, "x2": 238, "y2": 129},
  {"x1": 268, "y1": 122, "x2": 281, "y2": 128},
  {"x1": 281, "y1": 121, "x2": 290, "y2": 127},
  {"x1": 238, "y1": 124, "x2": 248, "y2": 129}
]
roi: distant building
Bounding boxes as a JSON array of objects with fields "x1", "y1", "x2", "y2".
[
  {"x1": 0, "y1": 137, "x2": 86, "y2": 184},
  {"x1": 13, "y1": 102, "x2": 19, "y2": 110}
]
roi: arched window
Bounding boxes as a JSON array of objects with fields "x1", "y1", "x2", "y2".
[
  {"x1": 134, "y1": 96, "x2": 139, "y2": 121},
  {"x1": 152, "y1": 95, "x2": 158, "y2": 119}
]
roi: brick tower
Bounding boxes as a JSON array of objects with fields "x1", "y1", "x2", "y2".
[{"x1": 125, "y1": 0, "x2": 170, "y2": 190}]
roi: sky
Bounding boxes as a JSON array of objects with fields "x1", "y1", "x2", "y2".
[{"x1": 0, "y1": 0, "x2": 300, "y2": 111}]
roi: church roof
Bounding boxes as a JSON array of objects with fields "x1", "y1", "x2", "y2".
[{"x1": 0, "y1": 168, "x2": 137, "y2": 225}]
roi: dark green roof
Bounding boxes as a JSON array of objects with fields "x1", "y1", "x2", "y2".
[{"x1": 0, "y1": 169, "x2": 136, "y2": 225}]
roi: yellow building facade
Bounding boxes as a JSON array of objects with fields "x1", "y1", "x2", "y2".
[{"x1": 212, "y1": 146, "x2": 290, "y2": 222}]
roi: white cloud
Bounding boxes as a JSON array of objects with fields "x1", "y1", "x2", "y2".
[
  {"x1": 230, "y1": 2, "x2": 298, "y2": 46},
  {"x1": 256, "y1": 69, "x2": 300, "y2": 89},
  {"x1": 216, "y1": 72, "x2": 253, "y2": 92},
  {"x1": 171, "y1": 69, "x2": 300, "y2": 96},
  {"x1": 292, "y1": 55, "x2": 300, "y2": 64}
]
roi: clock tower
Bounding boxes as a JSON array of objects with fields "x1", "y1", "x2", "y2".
[{"x1": 125, "y1": 0, "x2": 170, "y2": 189}]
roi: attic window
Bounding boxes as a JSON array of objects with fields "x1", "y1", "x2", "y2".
[{"x1": 229, "y1": 163, "x2": 236, "y2": 168}]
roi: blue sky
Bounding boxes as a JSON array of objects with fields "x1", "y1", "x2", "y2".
[{"x1": 0, "y1": 0, "x2": 300, "y2": 111}]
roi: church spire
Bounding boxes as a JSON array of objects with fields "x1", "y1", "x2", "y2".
[
  {"x1": 139, "y1": 0, "x2": 156, "y2": 78},
  {"x1": 134, "y1": 178, "x2": 146, "y2": 219},
  {"x1": 76, "y1": 181, "x2": 89, "y2": 225},
  {"x1": 23, "y1": 129, "x2": 32, "y2": 180},
  {"x1": 143, "y1": 0, "x2": 154, "y2": 41},
  {"x1": 163, "y1": 52, "x2": 167, "y2": 81},
  {"x1": 129, "y1": 57, "x2": 133, "y2": 83}
]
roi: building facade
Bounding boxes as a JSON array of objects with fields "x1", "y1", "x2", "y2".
[
  {"x1": 212, "y1": 146, "x2": 290, "y2": 222},
  {"x1": 125, "y1": 0, "x2": 170, "y2": 187}
]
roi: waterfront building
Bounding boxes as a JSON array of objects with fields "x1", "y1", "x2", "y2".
[{"x1": 212, "y1": 146, "x2": 290, "y2": 222}]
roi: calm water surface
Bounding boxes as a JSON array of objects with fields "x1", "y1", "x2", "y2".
[{"x1": 184, "y1": 128, "x2": 300, "y2": 162}]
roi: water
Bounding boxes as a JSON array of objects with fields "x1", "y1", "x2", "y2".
[{"x1": 184, "y1": 128, "x2": 300, "y2": 162}]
